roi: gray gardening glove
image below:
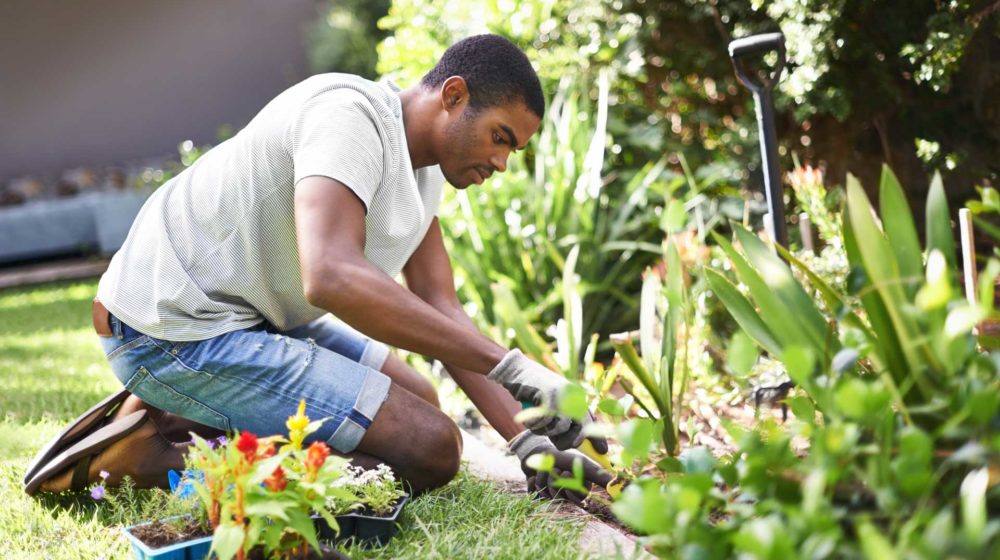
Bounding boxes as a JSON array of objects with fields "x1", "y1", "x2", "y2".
[
  {"x1": 488, "y1": 349, "x2": 589, "y2": 450},
  {"x1": 508, "y1": 430, "x2": 613, "y2": 504}
]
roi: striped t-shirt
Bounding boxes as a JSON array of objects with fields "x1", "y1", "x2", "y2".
[{"x1": 98, "y1": 74, "x2": 445, "y2": 341}]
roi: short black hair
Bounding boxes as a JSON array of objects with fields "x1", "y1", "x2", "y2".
[{"x1": 421, "y1": 34, "x2": 545, "y2": 120}]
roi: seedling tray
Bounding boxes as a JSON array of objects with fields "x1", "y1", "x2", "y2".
[
  {"x1": 315, "y1": 494, "x2": 409, "y2": 547},
  {"x1": 122, "y1": 515, "x2": 213, "y2": 560}
]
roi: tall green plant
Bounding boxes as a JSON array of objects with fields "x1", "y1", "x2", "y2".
[
  {"x1": 706, "y1": 164, "x2": 998, "y2": 428},
  {"x1": 445, "y1": 72, "x2": 675, "y2": 358},
  {"x1": 607, "y1": 239, "x2": 690, "y2": 457}
]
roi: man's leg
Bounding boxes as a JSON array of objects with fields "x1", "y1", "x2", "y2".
[
  {"x1": 101, "y1": 318, "x2": 459, "y2": 493},
  {"x1": 279, "y1": 314, "x2": 441, "y2": 409}
]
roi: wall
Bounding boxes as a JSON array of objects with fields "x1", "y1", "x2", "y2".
[{"x1": 0, "y1": 0, "x2": 320, "y2": 181}]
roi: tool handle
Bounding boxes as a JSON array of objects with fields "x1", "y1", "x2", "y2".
[{"x1": 728, "y1": 32, "x2": 785, "y2": 59}]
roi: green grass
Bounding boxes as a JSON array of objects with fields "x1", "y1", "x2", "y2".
[{"x1": 0, "y1": 280, "x2": 589, "y2": 559}]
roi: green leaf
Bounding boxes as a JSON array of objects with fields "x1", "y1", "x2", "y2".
[
  {"x1": 878, "y1": 165, "x2": 923, "y2": 292},
  {"x1": 846, "y1": 175, "x2": 930, "y2": 394},
  {"x1": 611, "y1": 479, "x2": 672, "y2": 535},
  {"x1": 926, "y1": 172, "x2": 957, "y2": 271},
  {"x1": 491, "y1": 282, "x2": 549, "y2": 360},
  {"x1": 713, "y1": 232, "x2": 817, "y2": 351},
  {"x1": 558, "y1": 382, "x2": 589, "y2": 421},
  {"x1": 781, "y1": 346, "x2": 816, "y2": 388},
  {"x1": 526, "y1": 452, "x2": 555, "y2": 472},
  {"x1": 726, "y1": 330, "x2": 758, "y2": 377},
  {"x1": 961, "y1": 468, "x2": 989, "y2": 544},
  {"x1": 597, "y1": 397, "x2": 626, "y2": 417},
  {"x1": 787, "y1": 396, "x2": 815, "y2": 422},
  {"x1": 618, "y1": 418, "x2": 655, "y2": 458},
  {"x1": 639, "y1": 269, "x2": 662, "y2": 378},
  {"x1": 705, "y1": 269, "x2": 781, "y2": 356},
  {"x1": 678, "y1": 446, "x2": 715, "y2": 474},
  {"x1": 834, "y1": 378, "x2": 890, "y2": 422},
  {"x1": 777, "y1": 244, "x2": 875, "y2": 339},
  {"x1": 286, "y1": 508, "x2": 321, "y2": 553},
  {"x1": 916, "y1": 250, "x2": 954, "y2": 310},
  {"x1": 733, "y1": 227, "x2": 830, "y2": 351},
  {"x1": 244, "y1": 500, "x2": 292, "y2": 521},
  {"x1": 661, "y1": 198, "x2": 688, "y2": 233},
  {"x1": 858, "y1": 521, "x2": 898, "y2": 560},
  {"x1": 211, "y1": 522, "x2": 245, "y2": 560}
]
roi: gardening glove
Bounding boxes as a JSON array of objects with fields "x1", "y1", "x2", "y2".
[
  {"x1": 488, "y1": 349, "x2": 606, "y2": 452},
  {"x1": 508, "y1": 430, "x2": 613, "y2": 504}
]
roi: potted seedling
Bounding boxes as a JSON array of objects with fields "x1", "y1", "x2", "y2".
[
  {"x1": 316, "y1": 463, "x2": 409, "y2": 546},
  {"x1": 122, "y1": 401, "x2": 358, "y2": 560}
]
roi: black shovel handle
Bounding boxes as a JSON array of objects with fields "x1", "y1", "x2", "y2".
[
  {"x1": 728, "y1": 32, "x2": 789, "y2": 250},
  {"x1": 729, "y1": 32, "x2": 785, "y2": 93}
]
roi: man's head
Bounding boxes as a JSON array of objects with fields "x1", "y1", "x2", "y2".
[{"x1": 420, "y1": 34, "x2": 544, "y2": 189}]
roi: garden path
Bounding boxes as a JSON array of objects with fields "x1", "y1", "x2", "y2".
[{"x1": 459, "y1": 428, "x2": 652, "y2": 559}]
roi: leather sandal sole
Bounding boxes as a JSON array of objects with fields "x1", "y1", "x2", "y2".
[
  {"x1": 24, "y1": 409, "x2": 147, "y2": 496},
  {"x1": 23, "y1": 388, "x2": 130, "y2": 484}
]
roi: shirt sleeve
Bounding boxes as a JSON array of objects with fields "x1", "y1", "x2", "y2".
[{"x1": 288, "y1": 90, "x2": 385, "y2": 212}]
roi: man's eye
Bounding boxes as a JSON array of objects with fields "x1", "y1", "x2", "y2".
[{"x1": 493, "y1": 133, "x2": 504, "y2": 144}]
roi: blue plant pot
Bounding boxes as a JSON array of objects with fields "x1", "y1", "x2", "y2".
[{"x1": 122, "y1": 515, "x2": 213, "y2": 560}]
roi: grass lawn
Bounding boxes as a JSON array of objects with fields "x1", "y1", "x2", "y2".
[{"x1": 0, "y1": 280, "x2": 589, "y2": 559}]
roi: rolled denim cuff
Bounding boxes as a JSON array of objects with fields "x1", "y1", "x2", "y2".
[
  {"x1": 359, "y1": 340, "x2": 390, "y2": 370},
  {"x1": 327, "y1": 368, "x2": 391, "y2": 453}
]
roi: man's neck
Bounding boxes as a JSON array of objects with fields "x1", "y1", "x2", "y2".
[{"x1": 397, "y1": 86, "x2": 438, "y2": 169}]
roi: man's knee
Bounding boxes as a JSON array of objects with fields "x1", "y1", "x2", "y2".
[{"x1": 418, "y1": 410, "x2": 462, "y2": 490}]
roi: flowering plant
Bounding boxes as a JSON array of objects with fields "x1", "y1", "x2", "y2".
[
  {"x1": 184, "y1": 401, "x2": 358, "y2": 560},
  {"x1": 326, "y1": 463, "x2": 407, "y2": 516}
]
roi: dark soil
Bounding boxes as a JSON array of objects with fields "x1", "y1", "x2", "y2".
[
  {"x1": 581, "y1": 488, "x2": 635, "y2": 536},
  {"x1": 128, "y1": 518, "x2": 211, "y2": 548}
]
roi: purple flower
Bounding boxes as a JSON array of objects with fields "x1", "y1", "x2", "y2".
[
  {"x1": 99, "y1": 470, "x2": 109, "y2": 481},
  {"x1": 90, "y1": 485, "x2": 105, "y2": 500},
  {"x1": 215, "y1": 435, "x2": 228, "y2": 447}
]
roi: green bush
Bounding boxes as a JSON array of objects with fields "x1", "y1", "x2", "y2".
[{"x1": 612, "y1": 167, "x2": 1000, "y2": 558}]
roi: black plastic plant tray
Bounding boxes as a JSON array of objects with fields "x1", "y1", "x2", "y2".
[{"x1": 314, "y1": 494, "x2": 409, "y2": 547}]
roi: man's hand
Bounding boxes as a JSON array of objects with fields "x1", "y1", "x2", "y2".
[
  {"x1": 488, "y1": 350, "x2": 602, "y2": 450},
  {"x1": 508, "y1": 430, "x2": 613, "y2": 504}
]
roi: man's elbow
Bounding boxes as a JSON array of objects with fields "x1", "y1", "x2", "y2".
[{"x1": 301, "y1": 265, "x2": 350, "y2": 308}]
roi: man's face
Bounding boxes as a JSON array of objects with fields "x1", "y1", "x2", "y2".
[{"x1": 437, "y1": 101, "x2": 541, "y2": 189}]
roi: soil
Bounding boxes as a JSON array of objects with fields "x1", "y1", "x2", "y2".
[
  {"x1": 580, "y1": 489, "x2": 635, "y2": 536},
  {"x1": 128, "y1": 517, "x2": 211, "y2": 548}
]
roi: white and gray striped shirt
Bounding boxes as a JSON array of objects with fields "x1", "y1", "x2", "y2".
[{"x1": 98, "y1": 74, "x2": 444, "y2": 341}]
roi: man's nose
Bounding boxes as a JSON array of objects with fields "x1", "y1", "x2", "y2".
[{"x1": 489, "y1": 151, "x2": 509, "y2": 174}]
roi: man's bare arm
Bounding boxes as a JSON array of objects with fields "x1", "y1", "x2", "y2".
[
  {"x1": 402, "y1": 217, "x2": 525, "y2": 441},
  {"x1": 294, "y1": 176, "x2": 506, "y2": 374}
]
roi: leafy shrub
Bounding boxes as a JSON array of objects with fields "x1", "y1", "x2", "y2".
[{"x1": 612, "y1": 167, "x2": 1000, "y2": 558}]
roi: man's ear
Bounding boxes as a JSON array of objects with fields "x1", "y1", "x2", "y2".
[{"x1": 440, "y1": 76, "x2": 469, "y2": 112}]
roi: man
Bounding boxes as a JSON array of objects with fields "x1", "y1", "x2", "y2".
[{"x1": 24, "y1": 34, "x2": 610, "y2": 501}]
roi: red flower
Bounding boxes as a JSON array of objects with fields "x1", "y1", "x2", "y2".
[
  {"x1": 304, "y1": 441, "x2": 330, "y2": 475},
  {"x1": 264, "y1": 465, "x2": 287, "y2": 492},
  {"x1": 236, "y1": 432, "x2": 259, "y2": 462}
]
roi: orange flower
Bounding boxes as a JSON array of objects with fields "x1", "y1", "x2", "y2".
[
  {"x1": 304, "y1": 441, "x2": 331, "y2": 476},
  {"x1": 236, "y1": 432, "x2": 258, "y2": 462},
  {"x1": 264, "y1": 465, "x2": 287, "y2": 492},
  {"x1": 257, "y1": 439, "x2": 277, "y2": 459}
]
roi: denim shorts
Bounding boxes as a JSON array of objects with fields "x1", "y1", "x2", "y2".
[{"x1": 98, "y1": 314, "x2": 391, "y2": 453}]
